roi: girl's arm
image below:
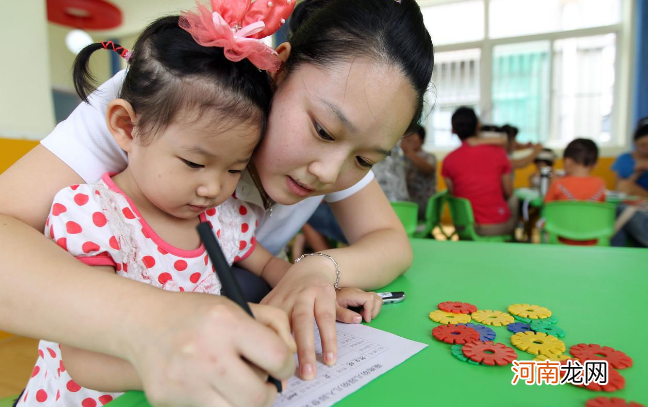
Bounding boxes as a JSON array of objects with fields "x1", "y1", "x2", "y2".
[{"x1": 0, "y1": 146, "x2": 295, "y2": 407}]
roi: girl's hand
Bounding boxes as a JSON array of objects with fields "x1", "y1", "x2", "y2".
[
  {"x1": 335, "y1": 288, "x2": 382, "y2": 324},
  {"x1": 261, "y1": 256, "x2": 339, "y2": 381},
  {"x1": 125, "y1": 292, "x2": 295, "y2": 407}
]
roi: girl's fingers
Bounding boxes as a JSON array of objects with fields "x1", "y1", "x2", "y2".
[
  {"x1": 251, "y1": 303, "x2": 297, "y2": 353},
  {"x1": 336, "y1": 304, "x2": 362, "y2": 324}
]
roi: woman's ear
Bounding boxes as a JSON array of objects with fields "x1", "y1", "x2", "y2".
[
  {"x1": 270, "y1": 42, "x2": 292, "y2": 85},
  {"x1": 106, "y1": 99, "x2": 137, "y2": 153}
]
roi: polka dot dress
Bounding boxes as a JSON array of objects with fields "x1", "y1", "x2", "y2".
[{"x1": 18, "y1": 173, "x2": 258, "y2": 406}]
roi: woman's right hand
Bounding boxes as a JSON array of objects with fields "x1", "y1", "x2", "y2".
[{"x1": 124, "y1": 292, "x2": 296, "y2": 407}]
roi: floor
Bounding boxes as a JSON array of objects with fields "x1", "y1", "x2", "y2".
[{"x1": 0, "y1": 334, "x2": 38, "y2": 398}]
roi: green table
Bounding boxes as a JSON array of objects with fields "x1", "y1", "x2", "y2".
[{"x1": 111, "y1": 240, "x2": 648, "y2": 407}]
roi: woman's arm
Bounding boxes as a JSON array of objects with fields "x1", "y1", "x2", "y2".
[
  {"x1": 0, "y1": 146, "x2": 295, "y2": 407},
  {"x1": 262, "y1": 180, "x2": 411, "y2": 380},
  {"x1": 616, "y1": 174, "x2": 648, "y2": 197}
]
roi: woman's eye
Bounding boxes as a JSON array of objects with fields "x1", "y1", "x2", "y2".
[
  {"x1": 356, "y1": 157, "x2": 373, "y2": 168},
  {"x1": 315, "y1": 123, "x2": 334, "y2": 141},
  {"x1": 181, "y1": 158, "x2": 204, "y2": 169},
  {"x1": 228, "y1": 169, "x2": 243, "y2": 174}
]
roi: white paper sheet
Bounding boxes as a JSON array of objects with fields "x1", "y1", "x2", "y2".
[{"x1": 273, "y1": 323, "x2": 427, "y2": 407}]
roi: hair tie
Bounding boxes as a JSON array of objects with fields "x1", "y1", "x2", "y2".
[
  {"x1": 179, "y1": 0, "x2": 296, "y2": 72},
  {"x1": 100, "y1": 41, "x2": 132, "y2": 62}
]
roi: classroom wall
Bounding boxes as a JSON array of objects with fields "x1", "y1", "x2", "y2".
[{"x1": 0, "y1": 1, "x2": 55, "y2": 139}]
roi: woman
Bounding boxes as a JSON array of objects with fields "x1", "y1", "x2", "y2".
[
  {"x1": 611, "y1": 117, "x2": 648, "y2": 247},
  {"x1": 0, "y1": 0, "x2": 433, "y2": 406}
]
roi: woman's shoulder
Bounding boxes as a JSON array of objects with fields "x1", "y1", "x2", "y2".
[{"x1": 612, "y1": 152, "x2": 635, "y2": 175}]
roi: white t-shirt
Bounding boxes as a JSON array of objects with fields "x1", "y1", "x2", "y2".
[{"x1": 41, "y1": 70, "x2": 374, "y2": 255}]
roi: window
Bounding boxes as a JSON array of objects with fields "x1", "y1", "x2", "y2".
[{"x1": 421, "y1": 0, "x2": 628, "y2": 151}]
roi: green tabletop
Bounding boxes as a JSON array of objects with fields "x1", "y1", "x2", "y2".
[{"x1": 110, "y1": 240, "x2": 648, "y2": 407}]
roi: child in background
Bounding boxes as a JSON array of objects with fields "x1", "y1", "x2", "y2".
[
  {"x1": 543, "y1": 138, "x2": 606, "y2": 246},
  {"x1": 544, "y1": 139, "x2": 606, "y2": 203},
  {"x1": 401, "y1": 126, "x2": 437, "y2": 220},
  {"x1": 529, "y1": 148, "x2": 557, "y2": 189}
]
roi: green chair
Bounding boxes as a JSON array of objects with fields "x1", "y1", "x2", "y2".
[
  {"x1": 0, "y1": 395, "x2": 18, "y2": 407},
  {"x1": 543, "y1": 201, "x2": 616, "y2": 246},
  {"x1": 391, "y1": 201, "x2": 419, "y2": 237},
  {"x1": 446, "y1": 196, "x2": 512, "y2": 242},
  {"x1": 414, "y1": 190, "x2": 448, "y2": 239}
]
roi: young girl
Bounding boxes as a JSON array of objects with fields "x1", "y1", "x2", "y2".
[
  {"x1": 0, "y1": 0, "x2": 433, "y2": 404},
  {"x1": 16, "y1": 3, "x2": 302, "y2": 406}
]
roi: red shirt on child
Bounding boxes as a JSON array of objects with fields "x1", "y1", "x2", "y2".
[{"x1": 441, "y1": 142, "x2": 512, "y2": 225}]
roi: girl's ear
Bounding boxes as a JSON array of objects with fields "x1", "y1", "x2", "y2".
[
  {"x1": 106, "y1": 99, "x2": 137, "y2": 153},
  {"x1": 270, "y1": 42, "x2": 292, "y2": 85}
]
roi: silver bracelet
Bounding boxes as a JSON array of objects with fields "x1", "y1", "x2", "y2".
[{"x1": 294, "y1": 252, "x2": 341, "y2": 289}]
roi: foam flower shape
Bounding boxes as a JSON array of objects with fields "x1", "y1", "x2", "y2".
[
  {"x1": 429, "y1": 310, "x2": 471, "y2": 325},
  {"x1": 511, "y1": 331, "x2": 566, "y2": 356},
  {"x1": 471, "y1": 310, "x2": 514, "y2": 326},
  {"x1": 508, "y1": 303, "x2": 552, "y2": 319}
]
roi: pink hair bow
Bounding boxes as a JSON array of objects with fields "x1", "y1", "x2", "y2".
[{"x1": 180, "y1": 0, "x2": 296, "y2": 72}]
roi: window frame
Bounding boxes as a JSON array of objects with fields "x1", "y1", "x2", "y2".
[{"x1": 419, "y1": 0, "x2": 636, "y2": 157}]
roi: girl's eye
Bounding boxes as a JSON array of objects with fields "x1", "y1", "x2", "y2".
[
  {"x1": 315, "y1": 122, "x2": 334, "y2": 141},
  {"x1": 356, "y1": 157, "x2": 373, "y2": 168},
  {"x1": 181, "y1": 158, "x2": 204, "y2": 169}
]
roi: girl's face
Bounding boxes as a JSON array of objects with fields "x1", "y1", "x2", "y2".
[
  {"x1": 123, "y1": 109, "x2": 260, "y2": 220},
  {"x1": 253, "y1": 51, "x2": 418, "y2": 205}
]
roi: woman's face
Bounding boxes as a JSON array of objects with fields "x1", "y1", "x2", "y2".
[
  {"x1": 636, "y1": 135, "x2": 648, "y2": 158},
  {"x1": 253, "y1": 49, "x2": 418, "y2": 205}
]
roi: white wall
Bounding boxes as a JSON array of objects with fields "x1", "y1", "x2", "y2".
[{"x1": 0, "y1": 1, "x2": 55, "y2": 139}]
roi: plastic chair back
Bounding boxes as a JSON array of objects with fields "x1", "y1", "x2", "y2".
[
  {"x1": 0, "y1": 395, "x2": 18, "y2": 407},
  {"x1": 446, "y1": 196, "x2": 510, "y2": 242},
  {"x1": 391, "y1": 201, "x2": 419, "y2": 237},
  {"x1": 543, "y1": 201, "x2": 616, "y2": 246},
  {"x1": 414, "y1": 190, "x2": 448, "y2": 239}
]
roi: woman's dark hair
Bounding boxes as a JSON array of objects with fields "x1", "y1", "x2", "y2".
[
  {"x1": 73, "y1": 16, "x2": 273, "y2": 144},
  {"x1": 451, "y1": 107, "x2": 478, "y2": 141},
  {"x1": 286, "y1": 0, "x2": 434, "y2": 134},
  {"x1": 634, "y1": 116, "x2": 648, "y2": 142},
  {"x1": 564, "y1": 138, "x2": 599, "y2": 167}
]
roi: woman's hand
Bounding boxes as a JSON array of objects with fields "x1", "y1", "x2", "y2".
[
  {"x1": 335, "y1": 288, "x2": 382, "y2": 324},
  {"x1": 125, "y1": 292, "x2": 296, "y2": 407},
  {"x1": 261, "y1": 255, "x2": 339, "y2": 381}
]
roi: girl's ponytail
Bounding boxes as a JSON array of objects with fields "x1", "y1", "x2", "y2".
[{"x1": 73, "y1": 41, "x2": 130, "y2": 102}]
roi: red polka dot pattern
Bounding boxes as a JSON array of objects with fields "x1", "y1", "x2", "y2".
[
  {"x1": 122, "y1": 208, "x2": 136, "y2": 219},
  {"x1": 74, "y1": 194, "x2": 89, "y2": 206},
  {"x1": 66, "y1": 221, "x2": 82, "y2": 234},
  {"x1": 36, "y1": 389, "x2": 47, "y2": 402},
  {"x1": 52, "y1": 203, "x2": 67, "y2": 216},
  {"x1": 92, "y1": 212, "x2": 107, "y2": 227},
  {"x1": 142, "y1": 256, "x2": 156, "y2": 268}
]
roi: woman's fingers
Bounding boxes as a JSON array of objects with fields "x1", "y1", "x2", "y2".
[
  {"x1": 314, "y1": 292, "x2": 338, "y2": 366},
  {"x1": 291, "y1": 296, "x2": 317, "y2": 380}
]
